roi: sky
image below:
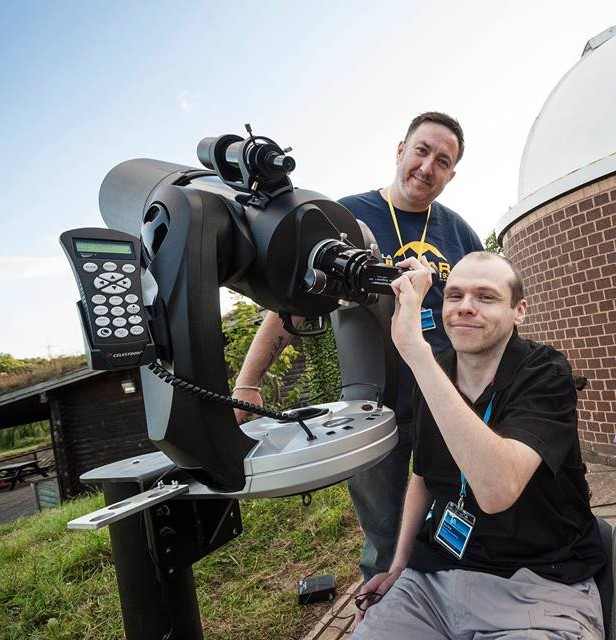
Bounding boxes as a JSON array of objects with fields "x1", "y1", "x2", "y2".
[{"x1": 1, "y1": 0, "x2": 615, "y2": 358}]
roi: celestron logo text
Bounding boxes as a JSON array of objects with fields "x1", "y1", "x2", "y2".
[{"x1": 112, "y1": 351, "x2": 143, "y2": 358}]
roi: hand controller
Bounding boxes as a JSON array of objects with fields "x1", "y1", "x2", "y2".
[{"x1": 60, "y1": 228, "x2": 156, "y2": 370}]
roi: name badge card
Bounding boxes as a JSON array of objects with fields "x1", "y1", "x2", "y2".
[
  {"x1": 421, "y1": 308, "x2": 436, "y2": 331},
  {"x1": 434, "y1": 501, "x2": 475, "y2": 559}
]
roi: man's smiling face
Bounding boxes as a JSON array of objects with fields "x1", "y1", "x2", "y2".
[
  {"x1": 443, "y1": 254, "x2": 527, "y2": 355},
  {"x1": 394, "y1": 121, "x2": 458, "y2": 211}
]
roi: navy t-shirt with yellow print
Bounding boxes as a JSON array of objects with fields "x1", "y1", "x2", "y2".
[{"x1": 338, "y1": 189, "x2": 483, "y2": 421}]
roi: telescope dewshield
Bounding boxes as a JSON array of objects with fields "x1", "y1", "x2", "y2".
[{"x1": 99, "y1": 158, "x2": 237, "y2": 236}]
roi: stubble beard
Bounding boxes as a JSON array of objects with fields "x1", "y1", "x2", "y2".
[{"x1": 396, "y1": 175, "x2": 432, "y2": 211}]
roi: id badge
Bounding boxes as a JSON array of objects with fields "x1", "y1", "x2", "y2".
[
  {"x1": 421, "y1": 308, "x2": 436, "y2": 331},
  {"x1": 434, "y1": 501, "x2": 475, "y2": 559}
]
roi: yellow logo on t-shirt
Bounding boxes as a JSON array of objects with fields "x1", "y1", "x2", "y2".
[{"x1": 393, "y1": 241, "x2": 451, "y2": 282}]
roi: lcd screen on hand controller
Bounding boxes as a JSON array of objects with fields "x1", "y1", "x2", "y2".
[{"x1": 74, "y1": 239, "x2": 134, "y2": 255}]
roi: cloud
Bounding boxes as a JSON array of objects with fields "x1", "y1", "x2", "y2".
[
  {"x1": 0, "y1": 256, "x2": 70, "y2": 280},
  {"x1": 177, "y1": 90, "x2": 194, "y2": 113}
]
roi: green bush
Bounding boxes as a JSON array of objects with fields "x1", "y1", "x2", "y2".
[
  {"x1": 223, "y1": 301, "x2": 342, "y2": 410},
  {"x1": 0, "y1": 422, "x2": 51, "y2": 452},
  {"x1": 297, "y1": 326, "x2": 341, "y2": 404}
]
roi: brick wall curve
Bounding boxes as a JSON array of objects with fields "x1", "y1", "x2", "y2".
[{"x1": 502, "y1": 174, "x2": 616, "y2": 461}]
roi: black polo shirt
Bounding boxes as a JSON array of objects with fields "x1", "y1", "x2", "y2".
[{"x1": 409, "y1": 334, "x2": 605, "y2": 584}]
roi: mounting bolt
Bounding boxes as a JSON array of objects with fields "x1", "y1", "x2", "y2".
[{"x1": 155, "y1": 504, "x2": 171, "y2": 518}]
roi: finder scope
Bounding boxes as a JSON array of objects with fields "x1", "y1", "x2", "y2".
[{"x1": 197, "y1": 125, "x2": 295, "y2": 202}]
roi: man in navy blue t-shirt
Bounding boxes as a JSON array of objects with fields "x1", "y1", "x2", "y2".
[{"x1": 233, "y1": 112, "x2": 483, "y2": 580}]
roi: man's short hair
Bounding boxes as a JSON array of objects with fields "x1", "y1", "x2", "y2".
[
  {"x1": 404, "y1": 112, "x2": 465, "y2": 164},
  {"x1": 463, "y1": 252, "x2": 525, "y2": 307}
]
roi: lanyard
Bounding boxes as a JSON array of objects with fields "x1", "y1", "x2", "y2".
[
  {"x1": 458, "y1": 393, "x2": 496, "y2": 509},
  {"x1": 386, "y1": 189, "x2": 432, "y2": 260}
]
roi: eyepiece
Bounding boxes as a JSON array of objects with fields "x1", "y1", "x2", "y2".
[
  {"x1": 270, "y1": 153, "x2": 296, "y2": 173},
  {"x1": 305, "y1": 239, "x2": 404, "y2": 304}
]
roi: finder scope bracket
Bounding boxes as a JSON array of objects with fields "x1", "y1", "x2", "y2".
[{"x1": 197, "y1": 124, "x2": 296, "y2": 208}]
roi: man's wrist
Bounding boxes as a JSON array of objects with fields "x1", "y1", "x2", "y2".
[
  {"x1": 388, "y1": 563, "x2": 405, "y2": 575},
  {"x1": 234, "y1": 375, "x2": 261, "y2": 387},
  {"x1": 399, "y1": 338, "x2": 432, "y2": 368}
]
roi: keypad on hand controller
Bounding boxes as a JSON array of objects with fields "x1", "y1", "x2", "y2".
[{"x1": 84, "y1": 260, "x2": 144, "y2": 341}]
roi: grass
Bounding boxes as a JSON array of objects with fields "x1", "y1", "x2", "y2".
[
  {"x1": 0, "y1": 439, "x2": 52, "y2": 461},
  {"x1": 0, "y1": 485, "x2": 362, "y2": 640}
]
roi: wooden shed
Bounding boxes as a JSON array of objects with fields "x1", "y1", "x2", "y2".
[{"x1": 0, "y1": 368, "x2": 154, "y2": 499}]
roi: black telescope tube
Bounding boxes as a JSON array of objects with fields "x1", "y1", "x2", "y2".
[{"x1": 196, "y1": 134, "x2": 243, "y2": 172}]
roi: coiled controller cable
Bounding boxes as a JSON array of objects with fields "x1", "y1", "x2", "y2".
[{"x1": 147, "y1": 361, "x2": 317, "y2": 440}]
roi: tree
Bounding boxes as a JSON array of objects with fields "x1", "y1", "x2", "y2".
[
  {"x1": 484, "y1": 230, "x2": 503, "y2": 255},
  {"x1": 0, "y1": 353, "x2": 28, "y2": 374}
]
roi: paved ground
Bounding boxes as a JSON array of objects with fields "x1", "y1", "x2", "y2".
[
  {"x1": 0, "y1": 446, "x2": 55, "y2": 525},
  {"x1": 0, "y1": 480, "x2": 41, "y2": 525},
  {"x1": 302, "y1": 579, "x2": 362, "y2": 640},
  {"x1": 302, "y1": 462, "x2": 616, "y2": 640},
  {"x1": 588, "y1": 462, "x2": 616, "y2": 525}
]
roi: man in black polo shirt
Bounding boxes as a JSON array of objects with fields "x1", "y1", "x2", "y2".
[
  {"x1": 233, "y1": 112, "x2": 483, "y2": 581},
  {"x1": 354, "y1": 251, "x2": 605, "y2": 639}
]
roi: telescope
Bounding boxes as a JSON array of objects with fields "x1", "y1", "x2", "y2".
[{"x1": 61, "y1": 127, "x2": 402, "y2": 639}]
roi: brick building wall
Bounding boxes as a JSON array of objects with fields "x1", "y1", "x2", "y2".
[{"x1": 502, "y1": 174, "x2": 616, "y2": 462}]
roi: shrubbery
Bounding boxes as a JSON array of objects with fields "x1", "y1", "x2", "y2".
[
  {"x1": 222, "y1": 301, "x2": 341, "y2": 410},
  {"x1": 0, "y1": 422, "x2": 51, "y2": 453},
  {"x1": 0, "y1": 354, "x2": 86, "y2": 395}
]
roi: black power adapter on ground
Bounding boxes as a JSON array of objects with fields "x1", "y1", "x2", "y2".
[{"x1": 297, "y1": 574, "x2": 337, "y2": 605}]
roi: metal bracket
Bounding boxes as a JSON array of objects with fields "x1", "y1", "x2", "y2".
[
  {"x1": 149, "y1": 496, "x2": 242, "y2": 573},
  {"x1": 67, "y1": 481, "x2": 189, "y2": 530}
]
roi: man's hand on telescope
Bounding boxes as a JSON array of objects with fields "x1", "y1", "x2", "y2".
[{"x1": 390, "y1": 256, "x2": 434, "y2": 361}]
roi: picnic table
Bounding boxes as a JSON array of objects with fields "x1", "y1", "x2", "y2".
[{"x1": 0, "y1": 459, "x2": 48, "y2": 490}]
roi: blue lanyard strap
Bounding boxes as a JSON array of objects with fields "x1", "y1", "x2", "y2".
[{"x1": 459, "y1": 393, "x2": 496, "y2": 507}]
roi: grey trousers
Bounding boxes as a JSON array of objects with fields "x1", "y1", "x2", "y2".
[
  {"x1": 348, "y1": 427, "x2": 413, "y2": 581},
  {"x1": 353, "y1": 568, "x2": 604, "y2": 639}
]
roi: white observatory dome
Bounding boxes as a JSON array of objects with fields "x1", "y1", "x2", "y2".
[{"x1": 498, "y1": 26, "x2": 616, "y2": 236}]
